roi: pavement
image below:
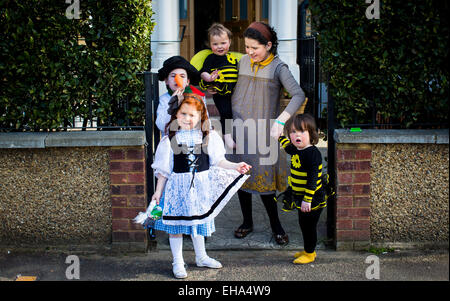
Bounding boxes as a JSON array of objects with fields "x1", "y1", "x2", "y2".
[
  {"x1": 0, "y1": 247, "x2": 448, "y2": 282},
  {"x1": 0, "y1": 139, "x2": 448, "y2": 286}
]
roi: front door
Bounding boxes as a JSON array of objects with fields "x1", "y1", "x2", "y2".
[
  {"x1": 191, "y1": 0, "x2": 268, "y2": 54},
  {"x1": 220, "y1": 0, "x2": 268, "y2": 53}
]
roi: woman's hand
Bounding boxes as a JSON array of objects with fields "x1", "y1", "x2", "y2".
[
  {"x1": 236, "y1": 162, "x2": 252, "y2": 174},
  {"x1": 270, "y1": 121, "x2": 284, "y2": 140}
]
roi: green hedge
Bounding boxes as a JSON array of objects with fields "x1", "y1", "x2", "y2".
[
  {"x1": 310, "y1": 0, "x2": 448, "y2": 128},
  {"x1": 0, "y1": 0, "x2": 154, "y2": 131}
]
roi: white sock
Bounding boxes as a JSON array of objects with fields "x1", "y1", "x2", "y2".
[
  {"x1": 191, "y1": 235, "x2": 207, "y2": 260},
  {"x1": 169, "y1": 236, "x2": 184, "y2": 264}
]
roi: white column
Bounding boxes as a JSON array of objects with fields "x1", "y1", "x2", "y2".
[
  {"x1": 150, "y1": 0, "x2": 180, "y2": 93},
  {"x1": 269, "y1": 0, "x2": 300, "y2": 84}
]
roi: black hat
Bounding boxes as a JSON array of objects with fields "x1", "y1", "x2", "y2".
[{"x1": 157, "y1": 56, "x2": 200, "y2": 85}]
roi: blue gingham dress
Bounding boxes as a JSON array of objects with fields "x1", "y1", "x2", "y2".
[
  {"x1": 151, "y1": 129, "x2": 248, "y2": 237},
  {"x1": 153, "y1": 192, "x2": 216, "y2": 236}
]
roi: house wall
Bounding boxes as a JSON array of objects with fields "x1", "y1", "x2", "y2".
[
  {"x1": 0, "y1": 132, "x2": 147, "y2": 247},
  {"x1": 334, "y1": 129, "x2": 449, "y2": 250},
  {"x1": 370, "y1": 143, "x2": 449, "y2": 243},
  {"x1": 2, "y1": 129, "x2": 448, "y2": 250}
]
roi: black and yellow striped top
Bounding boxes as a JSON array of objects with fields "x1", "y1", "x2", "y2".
[
  {"x1": 199, "y1": 53, "x2": 238, "y2": 95},
  {"x1": 278, "y1": 135, "x2": 326, "y2": 210}
]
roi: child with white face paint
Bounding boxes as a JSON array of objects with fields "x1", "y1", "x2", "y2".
[{"x1": 156, "y1": 56, "x2": 207, "y2": 135}]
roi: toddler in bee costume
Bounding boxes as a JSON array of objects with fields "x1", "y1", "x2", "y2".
[
  {"x1": 194, "y1": 23, "x2": 242, "y2": 149},
  {"x1": 276, "y1": 113, "x2": 331, "y2": 264}
]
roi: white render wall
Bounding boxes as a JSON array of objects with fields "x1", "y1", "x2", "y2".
[
  {"x1": 150, "y1": 0, "x2": 180, "y2": 94},
  {"x1": 269, "y1": 0, "x2": 300, "y2": 84}
]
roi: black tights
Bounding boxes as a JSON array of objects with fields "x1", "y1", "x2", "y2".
[
  {"x1": 298, "y1": 208, "x2": 323, "y2": 253},
  {"x1": 237, "y1": 190, "x2": 285, "y2": 235},
  {"x1": 212, "y1": 94, "x2": 232, "y2": 135}
]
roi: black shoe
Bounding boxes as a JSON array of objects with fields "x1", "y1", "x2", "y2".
[
  {"x1": 234, "y1": 225, "x2": 253, "y2": 238},
  {"x1": 273, "y1": 233, "x2": 289, "y2": 246}
]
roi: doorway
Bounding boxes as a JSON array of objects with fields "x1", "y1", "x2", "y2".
[
  {"x1": 221, "y1": 0, "x2": 253, "y2": 53},
  {"x1": 193, "y1": 0, "x2": 268, "y2": 54},
  {"x1": 193, "y1": 0, "x2": 221, "y2": 52}
]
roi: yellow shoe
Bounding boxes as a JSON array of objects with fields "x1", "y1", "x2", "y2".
[
  {"x1": 293, "y1": 251, "x2": 316, "y2": 264},
  {"x1": 294, "y1": 250, "x2": 306, "y2": 258}
]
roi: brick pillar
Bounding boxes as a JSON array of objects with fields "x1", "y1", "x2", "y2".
[
  {"x1": 335, "y1": 143, "x2": 372, "y2": 250},
  {"x1": 109, "y1": 146, "x2": 146, "y2": 243}
]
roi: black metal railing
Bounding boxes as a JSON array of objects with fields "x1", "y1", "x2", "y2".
[
  {"x1": 298, "y1": 36, "x2": 319, "y2": 120},
  {"x1": 138, "y1": 71, "x2": 160, "y2": 201},
  {"x1": 336, "y1": 103, "x2": 449, "y2": 130},
  {"x1": 0, "y1": 96, "x2": 145, "y2": 132},
  {"x1": 139, "y1": 71, "x2": 160, "y2": 249}
]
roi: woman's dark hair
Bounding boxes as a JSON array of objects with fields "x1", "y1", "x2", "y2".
[
  {"x1": 243, "y1": 22, "x2": 278, "y2": 55},
  {"x1": 284, "y1": 113, "x2": 319, "y2": 145}
]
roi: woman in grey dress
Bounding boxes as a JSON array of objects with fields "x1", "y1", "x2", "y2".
[{"x1": 230, "y1": 22, "x2": 306, "y2": 245}]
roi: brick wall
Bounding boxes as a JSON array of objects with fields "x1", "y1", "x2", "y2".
[
  {"x1": 335, "y1": 143, "x2": 372, "y2": 250},
  {"x1": 109, "y1": 146, "x2": 147, "y2": 243},
  {"x1": 333, "y1": 129, "x2": 449, "y2": 250}
]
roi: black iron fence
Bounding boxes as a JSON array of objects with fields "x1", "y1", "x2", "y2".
[
  {"x1": 0, "y1": 98, "x2": 145, "y2": 132},
  {"x1": 298, "y1": 36, "x2": 319, "y2": 120},
  {"x1": 139, "y1": 71, "x2": 160, "y2": 201},
  {"x1": 67, "y1": 95, "x2": 145, "y2": 131},
  {"x1": 336, "y1": 102, "x2": 449, "y2": 130},
  {"x1": 139, "y1": 71, "x2": 160, "y2": 247}
]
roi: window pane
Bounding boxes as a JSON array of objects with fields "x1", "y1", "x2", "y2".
[
  {"x1": 262, "y1": 0, "x2": 268, "y2": 19},
  {"x1": 225, "y1": 0, "x2": 233, "y2": 21},
  {"x1": 240, "y1": 0, "x2": 247, "y2": 20},
  {"x1": 179, "y1": 0, "x2": 187, "y2": 19}
]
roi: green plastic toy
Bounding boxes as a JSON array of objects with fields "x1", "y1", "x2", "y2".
[{"x1": 150, "y1": 205, "x2": 162, "y2": 220}]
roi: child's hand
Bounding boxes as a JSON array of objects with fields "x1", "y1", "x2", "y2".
[
  {"x1": 210, "y1": 70, "x2": 220, "y2": 81},
  {"x1": 151, "y1": 190, "x2": 162, "y2": 205},
  {"x1": 236, "y1": 162, "x2": 252, "y2": 174},
  {"x1": 173, "y1": 87, "x2": 184, "y2": 104},
  {"x1": 201, "y1": 70, "x2": 220, "y2": 82},
  {"x1": 300, "y1": 201, "x2": 311, "y2": 213},
  {"x1": 206, "y1": 88, "x2": 217, "y2": 95}
]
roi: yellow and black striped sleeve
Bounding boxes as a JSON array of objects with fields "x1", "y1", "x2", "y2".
[
  {"x1": 199, "y1": 53, "x2": 238, "y2": 94},
  {"x1": 302, "y1": 149, "x2": 323, "y2": 203},
  {"x1": 278, "y1": 135, "x2": 297, "y2": 155}
]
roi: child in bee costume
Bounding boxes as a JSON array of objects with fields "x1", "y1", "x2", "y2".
[
  {"x1": 275, "y1": 113, "x2": 334, "y2": 264},
  {"x1": 191, "y1": 23, "x2": 243, "y2": 149}
]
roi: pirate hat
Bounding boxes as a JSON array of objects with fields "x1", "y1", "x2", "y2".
[{"x1": 157, "y1": 56, "x2": 200, "y2": 85}]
